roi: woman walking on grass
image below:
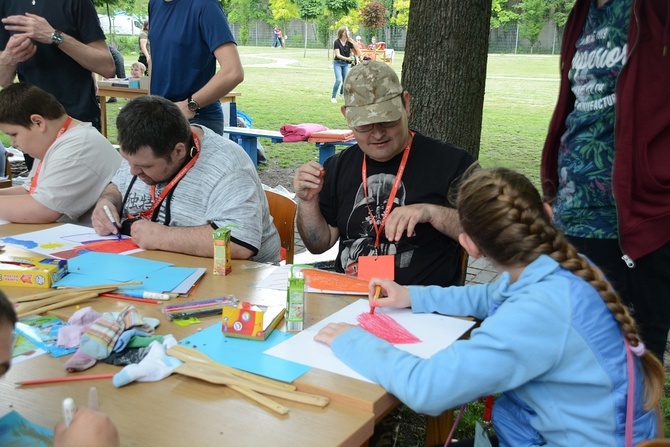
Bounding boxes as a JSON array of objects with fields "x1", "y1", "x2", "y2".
[{"x1": 331, "y1": 26, "x2": 360, "y2": 104}]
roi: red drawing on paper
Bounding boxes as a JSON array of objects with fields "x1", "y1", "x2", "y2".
[
  {"x1": 357, "y1": 313, "x2": 421, "y2": 344},
  {"x1": 51, "y1": 239, "x2": 140, "y2": 259}
]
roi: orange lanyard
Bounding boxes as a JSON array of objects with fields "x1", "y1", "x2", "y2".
[
  {"x1": 137, "y1": 131, "x2": 201, "y2": 220},
  {"x1": 361, "y1": 131, "x2": 414, "y2": 249},
  {"x1": 29, "y1": 116, "x2": 72, "y2": 194}
]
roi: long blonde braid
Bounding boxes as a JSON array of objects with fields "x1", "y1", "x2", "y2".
[{"x1": 457, "y1": 167, "x2": 664, "y2": 410}]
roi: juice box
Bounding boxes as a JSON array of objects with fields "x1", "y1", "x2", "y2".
[{"x1": 213, "y1": 227, "x2": 231, "y2": 275}]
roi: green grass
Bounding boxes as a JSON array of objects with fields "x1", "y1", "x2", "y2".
[{"x1": 87, "y1": 48, "x2": 560, "y2": 191}]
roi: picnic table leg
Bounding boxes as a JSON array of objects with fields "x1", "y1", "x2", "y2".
[
  {"x1": 318, "y1": 143, "x2": 336, "y2": 165},
  {"x1": 229, "y1": 101, "x2": 237, "y2": 127},
  {"x1": 238, "y1": 136, "x2": 258, "y2": 167}
]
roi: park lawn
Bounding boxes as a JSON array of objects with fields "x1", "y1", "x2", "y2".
[{"x1": 90, "y1": 47, "x2": 559, "y2": 190}]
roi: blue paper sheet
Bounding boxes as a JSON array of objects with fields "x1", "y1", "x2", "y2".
[
  {"x1": 179, "y1": 323, "x2": 310, "y2": 383},
  {"x1": 0, "y1": 411, "x2": 53, "y2": 446},
  {"x1": 53, "y1": 252, "x2": 196, "y2": 292},
  {"x1": 58, "y1": 252, "x2": 172, "y2": 283}
]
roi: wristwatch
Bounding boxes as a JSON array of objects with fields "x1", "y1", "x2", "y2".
[
  {"x1": 50, "y1": 29, "x2": 64, "y2": 46},
  {"x1": 187, "y1": 96, "x2": 201, "y2": 112}
]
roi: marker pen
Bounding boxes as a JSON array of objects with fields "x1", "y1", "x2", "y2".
[
  {"x1": 88, "y1": 386, "x2": 99, "y2": 411},
  {"x1": 62, "y1": 397, "x2": 76, "y2": 428},
  {"x1": 103, "y1": 205, "x2": 122, "y2": 240},
  {"x1": 120, "y1": 289, "x2": 172, "y2": 300}
]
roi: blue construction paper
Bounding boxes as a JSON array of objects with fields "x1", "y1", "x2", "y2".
[
  {"x1": 179, "y1": 323, "x2": 310, "y2": 383},
  {"x1": 60, "y1": 252, "x2": 172, "y2": 283},
  {"x1": 53, "y1": 253, "x2": 196, "y2": 292},
  {"x1": 0, "y1": 411, "x2": 53, "y2": 446}
]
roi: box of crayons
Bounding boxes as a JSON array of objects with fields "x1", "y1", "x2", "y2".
[{"x1": 0, "y1": 254, "x2": 68, "y2": 289}]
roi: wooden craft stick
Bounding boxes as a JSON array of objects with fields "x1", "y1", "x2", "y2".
[
  {"x1": 167, "y1": 345, "x2": 297, "y2": 392},
  {"x1": 17, "y1": 373, "x2": 115, "y2": 387},
  {"x1": 56, "y1": 281, "x2": 143, "y2": 291},
  {"x1": 11, "y1": 289, "x2": 65, "y2": 303},
  {"x1": 174, "y1": 363, "x2": 329, "y2": 408},
  {"x1": 17, "y1": 291, "x2": 103, "y2": 319},
  {"x1": 12, "y1": 282, "x2": 142, "y2": 303},
  {"x1": 228, "y1": 385, "x2": 290, "y2": 415},
  {"x1": 16, "y1": 288, "x2": 116, "y2": 314}
]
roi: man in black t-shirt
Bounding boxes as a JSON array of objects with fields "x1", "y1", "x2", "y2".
[
  {"x1": 0, "y1": 0, "x2": 115, "y2": 168},
  {"x1": 294, "y1": 61, "x2": 475, "y2": 286}
]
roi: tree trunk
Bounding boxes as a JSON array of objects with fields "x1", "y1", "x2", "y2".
[{"x1": 402, "y1": 1, "x2": 492, "y2": 160}]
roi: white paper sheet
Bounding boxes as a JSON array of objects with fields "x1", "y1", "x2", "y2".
[
  {"x1": 0, "y1": 223, "x2": 141, "y2": 258},
  {"x1": 264, "y1": 299, "x2": 475, "y2": 382}
]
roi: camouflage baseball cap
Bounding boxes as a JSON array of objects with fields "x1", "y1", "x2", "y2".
[{"x1": 343, "y1": 61, "x2": 403, "y2": 127}]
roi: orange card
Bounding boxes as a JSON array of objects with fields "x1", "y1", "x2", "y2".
[{"x1": 357, "y1": 255, "x2": 394, "y2": 281}]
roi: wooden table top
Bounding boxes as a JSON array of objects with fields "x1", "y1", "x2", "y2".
[{"x1": 0, "y1": 224, "x2": 395, "y2": 446}]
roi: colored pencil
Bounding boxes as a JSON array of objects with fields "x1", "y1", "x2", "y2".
[
  {"x1": 370, "y1": 285, "x2": 382, "y2": 314},
  {"x1": 17, "y1": 373, "x2": 115, "y2": 387},
  {"x1": 100, "y1": 292, "x2": 162, "y2": 305}
]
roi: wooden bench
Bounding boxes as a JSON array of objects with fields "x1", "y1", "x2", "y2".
[{"x1": 224, "y1": 127, "x2": 357, "y2": 167}]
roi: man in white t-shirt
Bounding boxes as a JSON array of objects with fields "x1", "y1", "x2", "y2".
[
  {"x1": 92, "y1": 95, "x2": 280, "y2": 262},
  {"x1": 0, "y1": 83, "x2": 121, "y2": 224}
]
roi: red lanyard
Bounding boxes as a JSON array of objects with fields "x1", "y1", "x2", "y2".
[
  {"x1": 361, "y1": 131, "x2": 414, "y2": 249},
  {"x1": 137, "y1": 130, "x2": 201, "y2": 220},
  {"x1": 29, "y1": 116, "x2": 72, "y2": 194}
]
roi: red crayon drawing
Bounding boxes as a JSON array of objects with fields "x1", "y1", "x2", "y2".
[{"x1": 357, "y1": 313, "x2": 421, "y2": 344}]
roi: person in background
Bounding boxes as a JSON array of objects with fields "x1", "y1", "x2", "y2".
[
  {"x1": 367, "y1": 36, "x2": 377, "y2": 50},
  {"x1": 92, "y1": 95, "x2": 279, "y2": 261},
  {"x1": 0, "y1": 0, "x2": 115, "y2": 170},
  {"x1": 148, "y1": 0, "x2": 243, "y2": 135},
  {"x1": 0, "y1": 140, "x2": 6, "y2": 180},
  {"x1": 316, "y1": 167, "x2": 664, "y2": 447},
  {"x1": 0, "y1": 289, "x2": 120, "y2": 447},
  {"x1": 295, "y1": 61, "x2": 475, "y2": 286},
  {"x1": 0, "y1": 83, "x2": 121, "y2": 224},
  {"x1": 105, "y1": 46, "x2": 125, "y2": 103},
  {"x1": 128, "y1": 62, "x2": 146, "y2": 80},
  {"x1": 541, "y1": 0, "x2": 670, "y2": 362},
  {"x1": 330, "y1": 26, "x2": 360, "y2": 104},
  {"x1": 138, "y1": 21, "x2": 150, "y2": 76},
  {"x1": 272, "y1": 25, "x2": 280, "y2": 48},
  {"x1": 355, "y1": 35, "x2": 365, "y2": 49}
]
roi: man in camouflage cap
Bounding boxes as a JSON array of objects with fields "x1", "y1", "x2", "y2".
[{"x1": 293, "y1": 61, "x2": 475, "y2": 286}]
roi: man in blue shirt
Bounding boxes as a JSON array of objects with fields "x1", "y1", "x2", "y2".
[{"x1": 148, "y1": 0, "x2": 243, "y2": 135}]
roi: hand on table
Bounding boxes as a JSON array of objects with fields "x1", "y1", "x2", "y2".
[
  {"x1": 314, "y1": 322, "x2": 356, "y2": 346},
  {"x1": 91, "y1": 199, "x2": 120, "y2": 236},
  {"x1": 129, "y1": 219, "x2": 163, "y2": 250}
]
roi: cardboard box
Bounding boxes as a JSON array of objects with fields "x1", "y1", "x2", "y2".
[
  {"x1": 0, "y1": 254, "x2": 68, "y2": 288},
  {"x1": 221, "y1": 302, "x2": 285, "y2": 341}
]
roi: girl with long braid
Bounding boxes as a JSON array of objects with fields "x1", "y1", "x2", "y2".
[{"x1": 315, "y1": 167, "x2": 664, "y2": 446}]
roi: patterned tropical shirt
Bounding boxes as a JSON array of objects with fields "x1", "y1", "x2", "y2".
[{"x1": 552, "y1": 0, "x2": 631, "y2": 239}]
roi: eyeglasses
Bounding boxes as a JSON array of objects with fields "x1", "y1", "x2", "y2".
[{"x1": 352, "y1": 118, "x2": 401, "y2": 133}]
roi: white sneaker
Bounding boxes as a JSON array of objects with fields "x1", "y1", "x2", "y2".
[{"x1": 330, "y1": 98, "x2": 337, "y2": 103}]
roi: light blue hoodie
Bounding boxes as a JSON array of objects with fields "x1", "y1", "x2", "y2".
[{"x1": 331, "y1": 255, "x2": 657, "y2": 446}]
